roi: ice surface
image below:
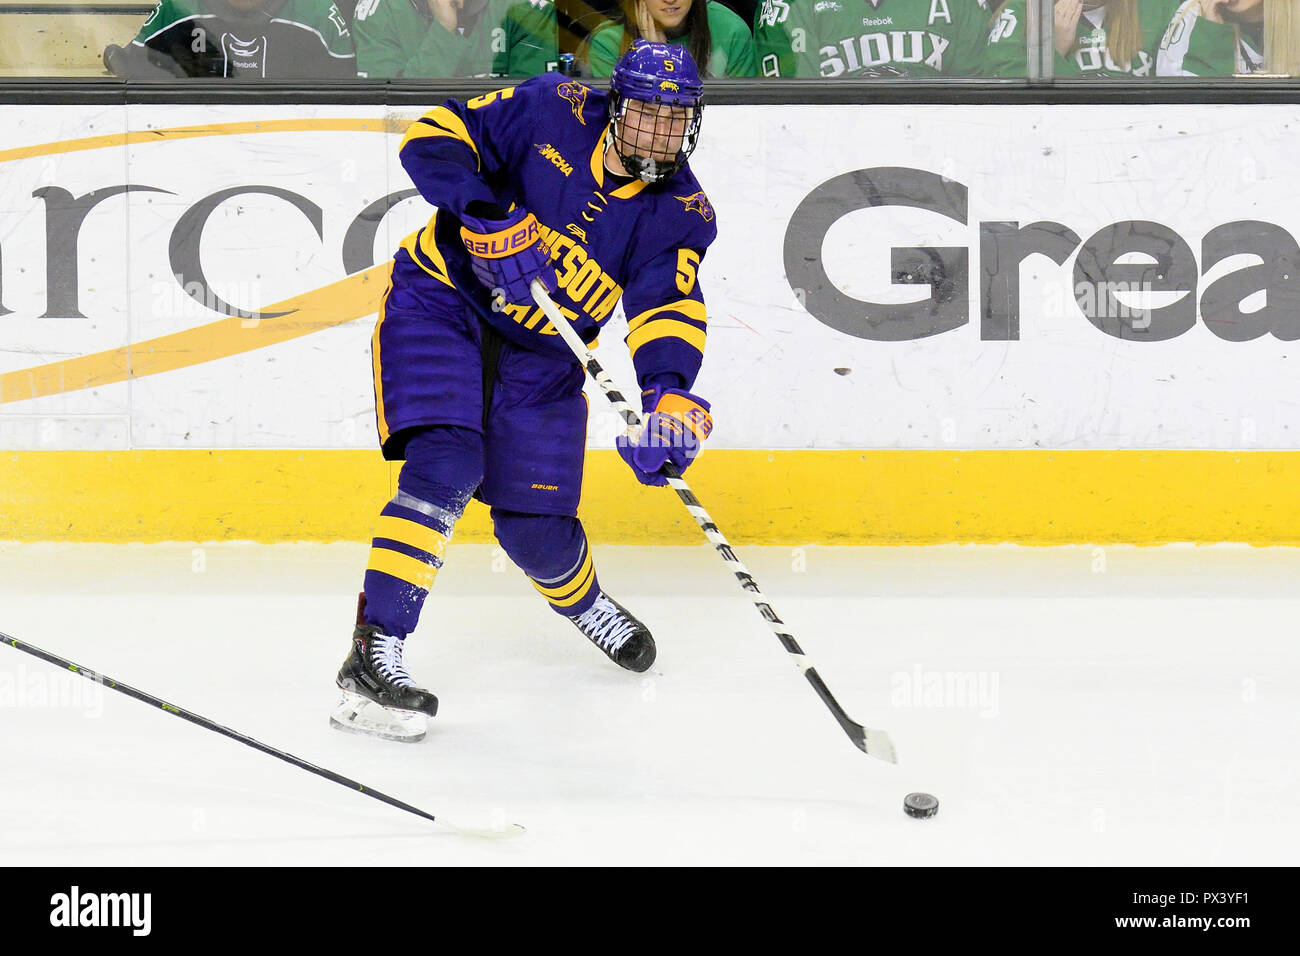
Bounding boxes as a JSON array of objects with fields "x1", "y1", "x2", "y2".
[{"x1": 1, "y1": 541, "x2": 1297, "y2": 865}]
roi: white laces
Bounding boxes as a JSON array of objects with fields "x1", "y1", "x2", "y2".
[
  {"x1": 573, "y1": 594, "x2": 637, "y2": 652},
  {"x1": 370, "y1": 632, "x2": 415, "y2": 687}
]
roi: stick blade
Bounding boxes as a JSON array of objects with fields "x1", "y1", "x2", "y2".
[
  {"x1": 850, "y1": 724, "x2": 899, "y2": 764},
  {"x1": 436, "y1": 820, "x2": 527, "y2": 840}
]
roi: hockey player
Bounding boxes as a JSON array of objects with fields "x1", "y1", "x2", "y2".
[
  {"x1": 351, "y1": 0, "x2": 560, "y2": 78},
  {"x1": 1155, "y1": 0, "x2": 1277, "y2": 75},
  {"x1": 111, "y1": 0, "x2": 355, "y2": 78},
  {"x1": 753, "y1": 0, "x2": 991, "y2": 77},
  {"x1": 331, "y1": 40, "x2": 717, "y2": 741},
  {"x1": 986, "y1": 0, "x2": 1177, "y2": 77}
]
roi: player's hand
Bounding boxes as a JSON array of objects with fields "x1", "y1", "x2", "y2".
[
  {"x1": 1198, "y1": 0, "x2": 1227, "y2": 22},
  {"x1": 617, "y1": 386, "x2": 713, "y2": 486},
  {"x1": 636, "y1": 0, "x2": 667, "y2": 43},
  {"x1": 428, "y1": 0, "x2": 463, "y2": 33},
  {"x1": 460, "y1": 206, "x2": 553, "y2": 307},
  {"x1": 1053, "y1": 0, "x2": 1083, "y2": 57}
]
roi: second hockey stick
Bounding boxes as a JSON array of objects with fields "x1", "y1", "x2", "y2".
[
  {"x1": 530, "y1": 281, "x2": 897, "y2": 763},
  {"x1": 1, "y1": 632, "x2": 524, "y2": 838}
]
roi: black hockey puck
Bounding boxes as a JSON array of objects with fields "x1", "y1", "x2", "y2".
[{"x1": 903, "y1": 792, "x2": 939, "y2": 819}]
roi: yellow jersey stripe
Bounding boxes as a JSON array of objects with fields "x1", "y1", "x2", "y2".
[
  {"x1": 372, "y1": 276, "x2": 392, "y2": 446},
  {"x1": 366, "y1": 546, "x2": 439, "y2": 591},
  {"x1": 418, "y1": 107, "x2": 481, "y2": 170},
  {"x1": 398, "y1": 227, "x2": 455, "y2": 289},
  {"x1": 588, "y1": 130, "x2": 606, "y2": 186},
  {"x1": 626, "y1": 298, "x2": 707, "y2": 334},
  {"x1": 626, "y1": 319, "x2": 707, "y2": 357},
  {"x1": 588, "y1": 126, "x2": 648, "y2": 199},
  {"x1": 374, "y1": 515, "x2": 448, "y2": 561}
]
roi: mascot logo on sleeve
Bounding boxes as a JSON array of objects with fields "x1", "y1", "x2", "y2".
[
  {"x1": 557, "y1": 81, "x2": 589, "y2": 125},
  {"x1": 676, "y1": 191, "x2": 714, "y2": 222}
]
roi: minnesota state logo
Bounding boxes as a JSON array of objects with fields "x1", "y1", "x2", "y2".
[
  {"x1": 557, "y1": 81, "x2": 589, "y2": 125},
  {"x1": 675, "y1": 190, "x2": 714, "y2": 222}
]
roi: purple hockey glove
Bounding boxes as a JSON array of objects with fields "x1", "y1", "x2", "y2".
[
  {"x1": 617, "y1": 386, "x2": 713, "y2": 487},
  {"x1": 459, "y1": 206, "x2": 553, "y2": 306}
]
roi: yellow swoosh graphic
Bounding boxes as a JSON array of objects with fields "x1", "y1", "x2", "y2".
[
  {"x1": 1, "y1": 265, "x2": 390, "y2": 404},
  {"x1": 0, "y1": 117, "x2": 415, "y2": 403},
  {"x1": 0, "y1": 117, "x2": 406, "y2": 165}
]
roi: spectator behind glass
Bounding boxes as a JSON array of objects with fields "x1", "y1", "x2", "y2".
[
  {"x1": 352, "y1": 0, "x2": 559, "y2": 77},
  {"x1": 986, "y1": 0, "x2": 1173, "y2": 77},
  {"x1": 753, "y1": 0, "x2": 990, "y2": 77},
  {"x1": 1157, "y1": 0, "x2": 1297, "y2": 74},
  {"x1": 107, "y1": 0, "x2": 356, "y2": 78},
  {"x1": 585, "y1": 0, "x2": 757, "y2": 76}
]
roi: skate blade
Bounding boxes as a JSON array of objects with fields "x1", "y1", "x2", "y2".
[{"x1": 329, "y1": 690, "x2": 427, "y2": 743}]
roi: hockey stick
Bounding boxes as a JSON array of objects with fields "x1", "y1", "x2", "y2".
[
  {"x1": 1, "y1": 632, "x2": 523, "y2": 838},
  {"x1": 530, "y1": 281, "x2": 898, "y2": 763}
]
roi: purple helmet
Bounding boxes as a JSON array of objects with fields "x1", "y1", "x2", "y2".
[{"x1": 608, "y1": 40, "x2": 704, "y2": 184}]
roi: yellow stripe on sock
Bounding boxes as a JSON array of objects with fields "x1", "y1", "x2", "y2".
[
  {"x1": 367, "y1": 547, "x2": 438, "y2": 591},
  {"x1": 374, "y1": 515, "x2": 448, "y2": 561},
  {"x1": 530, "y1": 548, "x2": 594, "y2": 598},
  {"x1": 539, "y1": 560, "x2": 597, "y2": 609}
]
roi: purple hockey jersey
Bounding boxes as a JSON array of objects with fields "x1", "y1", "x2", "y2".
[{"x1": 395, "y1": 73, "x2": 717, "y2": 392}]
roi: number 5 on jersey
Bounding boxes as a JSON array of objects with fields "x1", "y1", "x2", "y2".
[{"x1": 676, "y1": 249, "x2": 700, "y2": 295}]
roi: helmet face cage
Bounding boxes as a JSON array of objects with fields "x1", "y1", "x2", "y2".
[
  {"x1": 607, "y1": 40, "x2": 705, "y2": 185},
  {"x1": 608, "y1": 90, "x2": 703, "y2": 184}
]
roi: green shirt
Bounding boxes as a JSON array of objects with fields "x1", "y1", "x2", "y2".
[
  {"x1": 128, "y1": 0, "x2": 355, "y2": 78},
  {"x1": 1155, "y1": 0, "x2": 1264, "y2": 76},
  {"x1": 352, "y1": 0, "x2": 558, "y2": 78},
  {"x1": 586, "y1": 2, "x2": 759, "y2": 77},
  {"x1": 985, "y1": 0, "x2": 1176, "y2": 78},
  {"x1": 754, "y1": 0, "x2": 991, "y2": 78}
]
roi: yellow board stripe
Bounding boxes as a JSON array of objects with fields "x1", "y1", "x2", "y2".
[
  {"x1": 531, "y1": 548, "x2": 594, "y2": 598},
  {"x1": 374, "y1": 515, "x2": 448, "y2": 560},
  {"x1": 626, "y1": 298, "x2": 707, "y2": 334},
  {"x1": 13, "y1": 449, "x2": 1300, "y2": 545},
  {"x1": 1, "y1": 264, "x2": 388, "y2": 405},
  {"x1": 367, "y1": 546, "x2": 439, "y2": 591},
  {"x1": 0, "y1": 118, "x2": 400, "y2": 167},
  {"x1": 626, "y1": 319, "x2": 706, "y2": 357}
]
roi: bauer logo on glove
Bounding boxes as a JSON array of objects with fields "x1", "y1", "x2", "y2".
[
  {"x1": 460, "y1": 216, "x2": 541, "y2": 257},
  {"x1": 616, "y1": 386, "x2": 712, "y2": 486},
  {"x1": 459, "y1": 206, "x2": 553, "y2": 306}
]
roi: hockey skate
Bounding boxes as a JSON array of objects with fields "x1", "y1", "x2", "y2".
[
  {"x1": 330, "y1": 624, "x2": 438, "y2": 743},
  {"x1": 569, "y1": 591, "x2": 656, "y2": 673}
]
